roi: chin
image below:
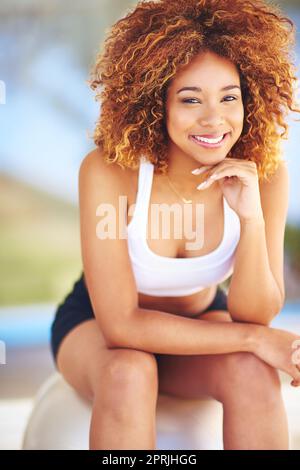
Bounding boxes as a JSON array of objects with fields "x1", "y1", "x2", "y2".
[{"x1": 194, "y1": 155, "x2": 227, "y2": 165}]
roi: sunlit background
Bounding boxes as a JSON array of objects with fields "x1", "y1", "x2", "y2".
[{"x1": 0, "y1": 0, "x2": 300, "y2": 450}]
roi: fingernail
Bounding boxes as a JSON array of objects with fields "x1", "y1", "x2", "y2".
[
  {"x1": 191, "y1": 167, "x2": 207, "y2": 175},
  {"x1": 197, "y1": 181, "x2": 209, "y2": 190}
]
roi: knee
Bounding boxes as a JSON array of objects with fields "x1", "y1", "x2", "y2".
[
  {"x1": 218, "y1": 351, "x2": 281, "y2": 404},
  {"x1": 102, "y1": 349, "x2": 159, "y2": 390}
]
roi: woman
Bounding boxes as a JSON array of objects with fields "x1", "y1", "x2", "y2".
[{"x1": 50, "y1": 0, "x2": 300, "y2": 450}]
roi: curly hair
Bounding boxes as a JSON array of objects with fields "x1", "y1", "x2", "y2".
[{"x1": 88, "y1": 0, "x2": 300, "y2": 181}]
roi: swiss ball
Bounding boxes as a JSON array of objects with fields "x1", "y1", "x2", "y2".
[{"x1": 22, "y1": 371, "x2": 223, "y2": 450}]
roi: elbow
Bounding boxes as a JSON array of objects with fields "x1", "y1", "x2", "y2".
[
  {"x1": 230, "y1": 312, "x2": 273, "y2": 327},
  {"x1": 103, "y1": 334, "x2": 122, "y2": 350},
  {"x1": 228, "y1": 301, "x2": 283, "y2": 327},
  {"x1": 228, "y1": 288, "x2": 284, "y2": 326},
  {"x1": 105, "y1": 331, "x2": 130, "y2": 349},
  {"x1": 96, "y1": 311, "x2": 136, "y2": 350},
  {"x1": 100, "y1": 324, "x2": 130, "y2": 350},
  {"x1": 93, "y1": 322, "x2": 118, "y2": 349},
  {"x1": 230, "y1": 308, "x2": 282, "y2": 327}
]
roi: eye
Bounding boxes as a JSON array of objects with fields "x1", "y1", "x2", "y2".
[
  {"x1": 181, "y1": 95, "x2": 238, "y2": 104},
  {"x1": 181, "y1": 98, "x2": 200, "y2": 104},
  {"x1": 222, "y1": 95, "x2": 237, "y2": 102}
]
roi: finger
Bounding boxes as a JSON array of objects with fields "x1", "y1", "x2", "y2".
[
  {"x1": 191, "y1": 166, "x2": 212, "y2": 175},
  {"x1": 196, "y1": 171, "x2": 233, "y2": 190},
  {"x1": 197, "y1": 169, "x2": 246, "y2": 190},
  {"x1": 191, "y1": 160, "x2": 238, "y2": 177}
]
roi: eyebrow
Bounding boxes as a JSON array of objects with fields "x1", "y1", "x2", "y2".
[{"x1": 176, "y1": 85, "x2": 241, "y2": 94}]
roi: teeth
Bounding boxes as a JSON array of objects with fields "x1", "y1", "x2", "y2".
[{"x1": 193, "y1": 134, "x2": 224, "y2": 144}]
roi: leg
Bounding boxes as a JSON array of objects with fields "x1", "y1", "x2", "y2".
[
  {"x1": 221, "y1": 353, "x2": 289, "y2": 450},
  {"x1": 156, "y1": 310, "x2": 289, "y2": 450},
  {"x1": 56, "y1": 319, "x2": 159, "y2": 450}
]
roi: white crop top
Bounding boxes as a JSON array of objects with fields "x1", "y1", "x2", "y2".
[{"x1": 126, "y1": 157, "x2": 240, "y2": 297}]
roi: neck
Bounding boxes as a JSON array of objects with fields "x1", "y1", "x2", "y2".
[{"x1": 164, "y1": 142, "x2": 217, "y2": 197}]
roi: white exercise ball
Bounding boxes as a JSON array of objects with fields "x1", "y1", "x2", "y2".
[{"x1": 22, "y1": 372, "x2": 223, "y2": 450}]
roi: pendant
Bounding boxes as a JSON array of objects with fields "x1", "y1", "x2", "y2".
[{"x1": 183, "y1": 198, "x2": 192, "y2": 204}]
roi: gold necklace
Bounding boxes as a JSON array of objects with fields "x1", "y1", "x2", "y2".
[{"x1": 166, "y1": 174, "x2": 193, "y2": 204}]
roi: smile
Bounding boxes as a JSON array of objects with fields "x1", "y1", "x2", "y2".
[{"x1": 189, "y1": 132, "x2": 230, "y2": 148}]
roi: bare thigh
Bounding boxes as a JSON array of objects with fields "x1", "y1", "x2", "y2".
[{"x1": 55, "y1": 319, "x2": 159, "y2": 402}]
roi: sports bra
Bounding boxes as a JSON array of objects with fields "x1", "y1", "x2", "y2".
[{"x1": 126, "y1": 156, "x2": 240, "y2": 297}]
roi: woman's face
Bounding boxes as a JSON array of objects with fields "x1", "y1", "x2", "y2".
[{"x1": 165, "y1": 50, "x2": 244, "y2": 166}]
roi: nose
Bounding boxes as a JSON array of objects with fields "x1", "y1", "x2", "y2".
[
  {"x1": 197, "y1": 105, "x2": 225, "y2": 127},
  {"x1": 198, "y1": 115, "x2": 225, "y2": 128}
]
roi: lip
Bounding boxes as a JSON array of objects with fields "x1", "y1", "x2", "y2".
[
  {"x1": 189, "y1": 132, "x2": 230, "y2": 148},
  {"x1": 193, "y1": 133, "x2": 225, "y2": 138}
]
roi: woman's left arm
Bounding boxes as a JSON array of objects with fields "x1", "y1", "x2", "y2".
[
  {"x1": 227, "y1": 161, "x2": 289, "y2": 325},
  {"x1": 194, "y1": 159, "x2": 289, "y2": 326}
]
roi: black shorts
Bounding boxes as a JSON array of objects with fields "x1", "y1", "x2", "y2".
[{"x1": 50, "y1": 272, "x2": 228, "y2": 369}]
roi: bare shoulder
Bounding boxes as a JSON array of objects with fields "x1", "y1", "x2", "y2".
[
  {"x1": 79, "y1": 147, "x2": 132, "y2": 191},
  {"x1": 259, "y1": 159, "x2": 289, "y2": 220},
  {"x1": 259, "y1": 160, "x2": 289, "y2": 193}
]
